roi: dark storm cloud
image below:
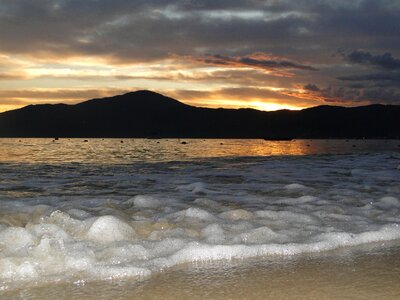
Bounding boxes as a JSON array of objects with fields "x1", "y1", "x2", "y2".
[
  {"x1": 0, "y1": 0, "x2": 314, "y2": 62},
  {"x1": 299, "y1": 82, "x2": 400, "y2": 105},
  {"x1": 346, "y1": 83, "x2": 366, "y2": 89},
  {"x1": 345, "y1": 51, "x2": 400, "y2": 70},
  {"x1": 335, "y1": 51, "x2": 400, "y2": 104},
  {"x1": 3, "y1": 0, "x2": 399, "y2": 63},
  {"x1": 338, "y1": 72, "x2": 400, "y2": 82},
  {"x1": 311, "y1": 1, "x2": 400, "y2": 52},
  {"x1": 361, "y1": 88, "x2": 400, "y2": 102},
  {"x1": 198, "y1": 54, "x2": 316, "y2": 73},
  {"x1": 303, "y1": 84, "x2": 321, "y2": 92}
]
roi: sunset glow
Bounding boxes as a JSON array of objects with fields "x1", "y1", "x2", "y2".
[
  {"x1": 0, "y1": 2, "x2": 399, "y2": 296},
  {"x1": 0, "y1": 1, "x2": 399, "y2": 112}
]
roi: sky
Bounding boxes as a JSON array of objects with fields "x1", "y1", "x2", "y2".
[{"x1": 0, "y1": 0, "x2": 399, "y2": 112}]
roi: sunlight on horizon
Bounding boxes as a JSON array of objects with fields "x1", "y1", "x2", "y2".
[
  {"x1": 186, "y1": 98, "x2": 303, "y2": 111},
  {"x1": 0, "y1": 52, "x2": 321, "y2": 113},
  {"x1": 0, "y1": 94, "x2": 305, "y2": 113}
]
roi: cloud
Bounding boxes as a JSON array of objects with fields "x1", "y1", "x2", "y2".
[
  {"x1": 303, "y1": 83, "x2": 321, "y2": 92},
  {"x1": 332, "y1": 50, "x2": 400, "y2": 104},
  {"x1": 290, "y1": 82, "x2": 400, "y2": 105},
  {"x1": 0, "y1": 0, "x2": 312, "y2": 62},
  {"x1": 2, "y1": 0, "x2": 398, "y2": 64},
  {"x1": 0, "y1": 72, "x2": 27, "y2": 80},
  {"x1": 0, "y1": 1, "x2": 400, "y2": 109},
  {"x1": 196, "y1": 53, "x2": 316, "y2": 75},
  {"x1": 360, "y1": 88, "x2": 400, "y2": 103},
  {"x1": 337, "y1": 71, "x2": 400, "y2": 82},
  {"x1": 0, "y1": 88, "x2": 131, "y2": 103},
  {"x1": 345, "y1": 50, "x2": 400, "y2": 70},
  {"x1": 25, "y1": 64, "x2": 293, "y2": 88}
]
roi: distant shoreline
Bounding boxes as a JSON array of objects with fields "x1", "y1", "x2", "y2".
[
  {"x1": 1, "y1": 136, "x2": 399, "y2": 140},
  {"x1": 0, "y1": 90, "x2": 399, "y2": 139}
]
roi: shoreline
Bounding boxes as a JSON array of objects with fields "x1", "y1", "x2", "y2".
[{"x1": 3, "y1": 240, "x2": 400, "y2": 299}]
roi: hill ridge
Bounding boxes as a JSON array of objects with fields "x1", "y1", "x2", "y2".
[{"x1": 0, "y1": 90, "x2": 399, "y2": 138}]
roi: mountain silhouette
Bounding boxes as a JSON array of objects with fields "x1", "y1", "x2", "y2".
[{"x1": 0, "y1": 90, "x2": 399, "y2": 138}]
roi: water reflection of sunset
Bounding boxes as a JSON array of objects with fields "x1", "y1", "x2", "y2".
[{"x1": 0, "y1": 139, "x2": 398, "y2": 164}]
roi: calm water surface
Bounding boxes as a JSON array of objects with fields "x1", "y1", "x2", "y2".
[{"x1": 0, "y1": 138, "x2": 399, "y2": 163}]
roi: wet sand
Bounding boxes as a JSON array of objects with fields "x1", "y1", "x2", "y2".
[{"x1": 3, "y1": 241, "x2": 400, "y2": 300}]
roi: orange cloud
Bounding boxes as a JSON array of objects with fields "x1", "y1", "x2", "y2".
[
  {"x1": 0, "y1": 72, "x2": 28, "y2": 80},
  {"x1": 0, "y1": 88, "x2": 132, "y2": 112},
  {"x1": 192, "y1": 53, "x2": 317, "y2": 77}
]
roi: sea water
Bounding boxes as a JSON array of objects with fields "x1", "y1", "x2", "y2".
[{"x1": 0, "y1": 138, "x2": 399, "y2": 297}]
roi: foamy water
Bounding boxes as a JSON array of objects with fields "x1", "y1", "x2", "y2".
[{"x1": 0, "y1": 139, "x2": 399, "y2": 290}]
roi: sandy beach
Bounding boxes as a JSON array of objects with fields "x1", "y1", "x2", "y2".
[{"x1": 3, "y1": 240, "x2": 400, "y2": 300}]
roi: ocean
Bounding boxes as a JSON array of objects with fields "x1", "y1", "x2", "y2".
[{"x1": 0, "y1": 138, "x2": 399, "y2": 299}]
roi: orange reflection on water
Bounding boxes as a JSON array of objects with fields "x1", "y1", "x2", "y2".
[
  {"x1": 0, "y1": 138, "x2": 398, "y2": 164},
  {"x1": 183, "y1": 139, "x2": 312, "y2": 157},
  {"x1": 229, "y1": 140, "x2": 311, "y2": 156}
]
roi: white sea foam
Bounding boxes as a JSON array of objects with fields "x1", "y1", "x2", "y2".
[
  {"x1": 0, "y1": 151, "x2": 399, "y2": 288},
  {"x1": 86, "y1": 216, "x2": 136, "y2": 243},
  {"x1": 284, "y1": 183, "x2": 307, "y2": 190},
  {"x1": 128, "y1": 195, "x2": 162, "y2": 208}
]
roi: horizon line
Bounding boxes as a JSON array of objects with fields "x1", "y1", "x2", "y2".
[{"x1": 0, "y1": 89, "x2": 394, "y2": 114}]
